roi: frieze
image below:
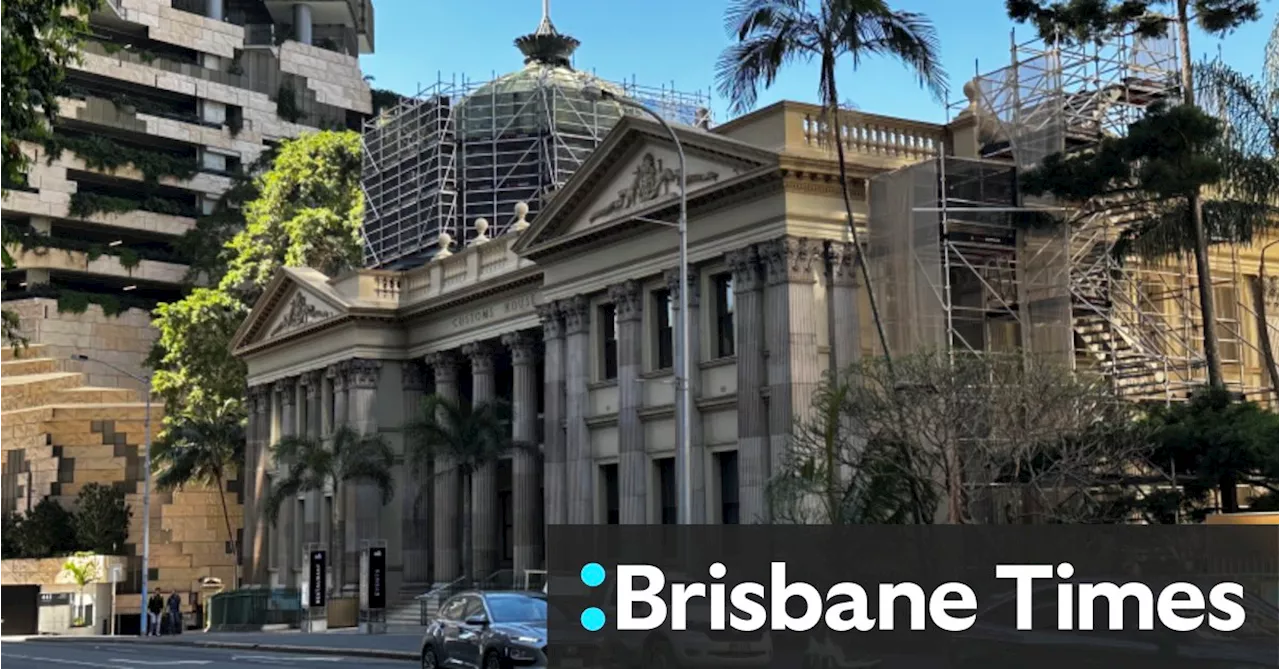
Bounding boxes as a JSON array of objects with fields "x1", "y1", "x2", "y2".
[
  {"x1": 449, "y1": 293, "x2": 536, "y2": 330},
  {"x1": 589, "y1": 152, "x2": 720, "y2": 223},
  {"x1": 270, "y1": 293, "x2": 334, "y2": 338}
]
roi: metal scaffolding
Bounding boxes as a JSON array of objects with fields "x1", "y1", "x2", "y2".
[
  {"x1": 360, "y1": 67, "x2": 709, "y2": 270},
  {"x1": 869, "y1": 29, "x2": 1278, "y2": 403}
]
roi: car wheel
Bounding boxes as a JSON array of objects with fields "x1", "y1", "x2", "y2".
[
  {"x1": 644, "y1": 638, "x2": 678, "y2": 669},
  {"x1": 421, "y1": 646, "x2": 439, "y2": 669},
  {"x1": 484, "y1": 651, "x2": 503, "y2": 669}
]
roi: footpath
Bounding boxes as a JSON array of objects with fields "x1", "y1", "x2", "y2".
[{"x1": 8, "y1": 626, "x2": 424, "y2": 661}]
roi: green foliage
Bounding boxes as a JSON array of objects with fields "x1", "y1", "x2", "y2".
[
  {"x1": 0, "y1": 0, "x2": 99, "y2": 345},
  {"x1": 69, "y1": 191, "x2": 195, "y2": 219},
  {"x1": 152, "y1": 399, "x2": 245, "y2": 564},
  {"x1": 73, "y1": 483, "x2": 131, "y2": 555},
  {"x1": 1, "y1": 511, "x2": 24, "y2": 558},
  {"x1": 8, "y1": 498, "x2": 78, "y2": 558},
  {"x1": 1006, "y1": 0, "x2": 1262, "y2": 44},
  {"x1": 219, "y1": 130, "x2": 364, "y2": 300},
  {"x1": 2, "y1": 308, "x2": 27, "y2": 353},
  {"x1": 276, "y1": 83, "x2": 302, "y2": 123},
  {"x1": 370, "y1": 88, "x2": 407, "y2": 117},
  {"x1": 406, "y1": 395, "x2": 519, "y2": 479},
  {"x1": 40, "y1": 132, "x2": 199, "y2": 183},
  {"x1": 1139, "y1": 386, "x2": 1278, "y2": 516},
  {"x1": 149, "y1": 288, "x2": 249, "y2": 420},
  {"x1": 56, "y1": 290, "x2": 125, "y2": 317}
]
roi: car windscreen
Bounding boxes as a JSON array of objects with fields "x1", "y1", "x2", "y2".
[{"x1": 488, "y1": 595, "x2": 547, "y2": 623}]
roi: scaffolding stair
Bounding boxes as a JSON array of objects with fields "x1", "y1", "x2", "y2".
[{"x1": 1073, "y1": 311, "x2": 1167, "y2": 394}]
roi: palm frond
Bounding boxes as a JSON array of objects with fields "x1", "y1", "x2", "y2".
[
  {"x1": 833, "y1": 0, "x2": 948, "y2": 101},
  {"x1": 716, "y1": 0, "x2": 812, "y2": 114}
]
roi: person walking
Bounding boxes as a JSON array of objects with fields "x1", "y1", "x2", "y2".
[
  {"x1": 166, "y1": 591, "x2": 183, "y2": 635},
  {"x1": 146, "y1": 591, "x2": 164, "y2": 636}
]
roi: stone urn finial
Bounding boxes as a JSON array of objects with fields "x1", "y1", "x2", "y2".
[
  {"x1": 472, "y1": 218, "x2": 490, "y2": 246},
  {"x1": 436, "y1": 231, "x2": 454, "y2": 259},
  {"x1": 511, "y1": 201, "x2": 530, "y2": 233}
]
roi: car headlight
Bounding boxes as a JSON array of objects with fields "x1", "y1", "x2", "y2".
[{"x1": 514, "y1": 636, "x2": 541, "y2": 645}]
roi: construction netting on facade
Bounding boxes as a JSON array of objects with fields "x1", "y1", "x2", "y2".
[{"x1": 360, "y1": 70, "x2": 710, "y2": 270}]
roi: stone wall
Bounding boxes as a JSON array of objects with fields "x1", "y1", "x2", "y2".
[{"x1": 6, "y1": 299, "x2": 154, "y2": 397}]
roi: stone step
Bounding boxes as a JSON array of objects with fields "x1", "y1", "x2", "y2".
[
  {"x1": 0, "y1": 372, "x2": 85, "y2": 411},
  {"x1": 1, "y1": 357, "x2": 59, "y2": 377},
  {"x1": 1, "y1": 344, "x2": 46, "y2": 362},
  {"x1": 49, "y1": 386, "x2": 140, "y2": 405}
]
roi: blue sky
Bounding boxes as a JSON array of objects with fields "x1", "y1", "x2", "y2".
[{"x1": 359, "y1": 0, "x2": 1276, "y2": 125}]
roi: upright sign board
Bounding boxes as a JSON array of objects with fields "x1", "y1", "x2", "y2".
[
  {"x1": 367, "y1": 546, "x2": 386, "y2": 610},
  {"x1": 309, "y1": 550, "x2": 326, "y2": 608}
]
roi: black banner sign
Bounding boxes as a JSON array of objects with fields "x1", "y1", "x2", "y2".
[
  {"x1": 367, "y1": 546, "x2": 386, "y2": 610},
  {"x1": 309, "y1": 549, "x2": 326, "y2": 608}
]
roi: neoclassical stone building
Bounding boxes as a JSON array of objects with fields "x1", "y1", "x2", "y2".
[{"x1": 230, "y1": 102, "x2": 944, "y2": 597}]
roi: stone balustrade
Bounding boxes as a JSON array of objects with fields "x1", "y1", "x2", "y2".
[{"x1": 799, "y1": 108, "x2": 943, "y2": 161}]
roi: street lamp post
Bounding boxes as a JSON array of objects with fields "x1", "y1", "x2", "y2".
[
  {"x1": 582, "y1": 84, "x2": 693, "y2": 524},
  {"x1": 71, "y1": 354, "x2": 153, "y2": 634}
]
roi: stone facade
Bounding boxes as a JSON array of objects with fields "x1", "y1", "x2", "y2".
[
  {"x1": 1, "y1": 345, "x2": 242, "y2": 619},
  {"x1": 3, "y1": 0, "x2": 376, "y2": 389}
]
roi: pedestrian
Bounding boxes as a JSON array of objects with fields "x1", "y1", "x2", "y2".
[
  {"x1": 147, "y1": 591, "x2": 164, "y2": 636},
  {"x1": 166, "y1": 591, "x2": 183, "y2": 635}
]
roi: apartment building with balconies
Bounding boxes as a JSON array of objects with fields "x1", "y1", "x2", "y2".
[{"x1": 2, "y1": 0, "x2": 375, "y2": 392}]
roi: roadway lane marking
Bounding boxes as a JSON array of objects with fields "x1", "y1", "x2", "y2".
[
  {"x1": 229, "y1": 657, "x2": 344, "y2": 663},
  {"x1": 2, "y1": 653, "x2": 124, "y2": 669},
  {"x1": 109, "y1": 661, "x2": 211, "y2": 666}
]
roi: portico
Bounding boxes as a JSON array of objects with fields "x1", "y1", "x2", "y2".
[{"x1": 231, "y1": 103, "x2": 944, "y2": 597}]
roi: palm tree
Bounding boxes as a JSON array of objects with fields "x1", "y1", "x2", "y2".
[
  {"x1": 262, "y1": 424, "x2": 394, "y2": 595},
  {"x1": 715, "y1": 0, "x2": 947, "y2": 373},
  {"x1": 60, "y1": 552, "x2": 99, "y2": 626},
  {"x1": 405, "y1": 395, "x2": 521, "y2": 585},
  {"x1": 152, "y1": 399, "x2": 245, "y2": 585}
]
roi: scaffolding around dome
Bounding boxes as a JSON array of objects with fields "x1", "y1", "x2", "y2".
[{"x1": 359, "y1": 69, "x2": 713, "y2": 270}]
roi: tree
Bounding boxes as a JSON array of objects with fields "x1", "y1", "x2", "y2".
[
  {"x1": 1007, "y1": 0, "x2": 1265, "y2": 390},
  {"x1": 150, "y1": 131, "x2": 365, "y2": 427},
  {"x1": 406, "y1": 395, "x2": 518, "y2": 584},
  {"x1": 769, "y1": 352, "x2": 1156, "y2": 524},
  {"x1": 1139, "y1": 385, "x2": 1278, "y2": 515},
  {"x1": 219, "y1": 130, "x2": 364, "y2": 301},
  {"x1": 152, "y1": 399, "x2": 245, "y2": 583},
  {"x1": 14, "y1": 497, "x2": 78, "y2": 558},
  {"x1": 1, "y1": 0, "x2": 98, "y2": 332},
  {"x1": 261, "y1": 425, "x2": 394, "y2": 594},
  {"x1": 73, "y1": 483, "x2": 131, "y2": 555},
  {"x1": 60, "y1": 552, "x2": 99, "y2": 626},
  {"x1": 716, "y1": 0, "x2": 947, "y2": 372},
  {"x1": 1, "y1": 511, "x2": 24, "y2": 558},
  {"x1": 3, "y1": 308, "x2": 27, "y2": 353}
]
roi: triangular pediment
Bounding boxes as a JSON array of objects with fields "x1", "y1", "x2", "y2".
[
  {"x1": 512, "y1": 115, "x2": 779, "y2": 257},
  {"x1": 231, "y1": 267, "x2": 349, "y2": 353}
]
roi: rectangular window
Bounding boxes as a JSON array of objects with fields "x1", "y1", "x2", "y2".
[
  {"x1": 1214, "y1": 284, "x2": 1241, "y2": 363},
  {"x1": 653, "y1": 288, "x2": 674, "y2": 370},
  {"x1": 656, "y1": 458, "x2": 677, "y2": 525},
  {"x1": 716, "y1": 451, "x2": 740, "y2": 525},
  {"x1": 600, "y1": 303, "x2": 618, "y2": 381},
  {"x1": 713, "y1": 273, "x2": 735, "y2": 358},
  {"x1": 601, "y1": 463, "x2": 619, "y2": 525}
]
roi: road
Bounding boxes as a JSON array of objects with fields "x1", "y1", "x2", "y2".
[{"x1": 0, "y1": 639, "x2": 414, "y2": 668}]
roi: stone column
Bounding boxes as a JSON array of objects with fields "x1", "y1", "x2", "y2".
[
  {"x1": 301, "y1": 371, "x2": 323, "y2": 549},
  {"x1": 274, "y1": 377, "x2": 298, "y2": 581},
  {"x1": 463, "y1": 342, "x2": 498, "y2": 583},
  {"x1": 503, "y1": 332, "x2": 542, "y2": 578},
  {"x1": 326, "y1": 363, "x2": 348, "y2": 593},
  {"x1": 241, "y1": 386, "x2": 258, "y2": 584},
  {"x1": 293, "y1": 2, "x2": 313, "y2": 45},
  {"x1": 248, "y1": 386, "x2": 272, "y2": 584},
  {"x1": 826, "y1": 242, "x2": 862, "y2": 374},
  {"x1": 726, "y1": 247, "x2": 769, "y2": 523},
  {"x1": 344, "y1": 359, "x2": 382, "y2": 588},
  {"x1": 761, "y1": 238, "x2": 823, "y2": 496},
  {"x1": 561, "y1": 296, "x2": 594, "y2": 524},
  {"x1": 666, "y1": 267, "x2": 705, "y2": 523},
  {"x1": 608, "y1": 281, "x2": 645, "y2": 524},
  {"x1": 538, "y1": 304, "x2": 567, "y2": 531},
  {"x1": 426, "y1": 351, "x2": 461, "y2": 585},
  {"x1": 400, "y1": 361, "x2": 431, "y2": 584}
]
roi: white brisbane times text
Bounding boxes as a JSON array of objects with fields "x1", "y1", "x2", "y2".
[
  {"x1": 614, "y1": 562, "x2": 978, "y2": 633},
  {"x1": 995, "y1": 563, "x2": 1247, "y2": 632}
]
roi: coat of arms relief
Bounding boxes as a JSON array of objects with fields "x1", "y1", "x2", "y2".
[{"x1": 589, "y1": 152, "x2": 721, "y2": 223}]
